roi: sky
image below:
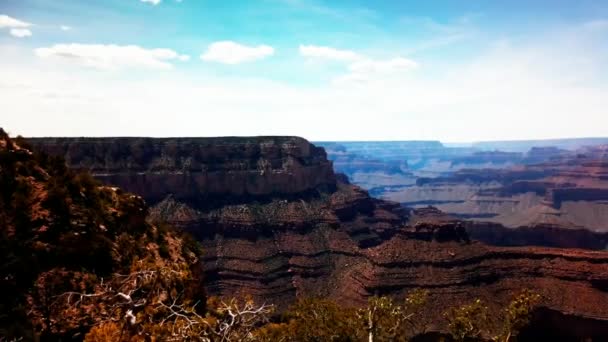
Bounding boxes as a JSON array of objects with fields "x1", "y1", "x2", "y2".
[{"x1": 0, "y1": 0, "x2": 607, "y2": 142}]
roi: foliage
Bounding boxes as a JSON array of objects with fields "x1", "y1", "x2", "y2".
[
  {"x1": 445, "y1": 290, "x2": 541, "y2": 342},
  {"x1": 83, "y1": 322, "x2": 123, "y2": 342},
  {"x1": 0, "y1": 129, "x2": 203, "y2": 340},
  {"x1": 494, "y1": 290, "x2": 541, "y2": 342},
  {"x1": 446, "y1": 299, "x2": 488, "y2": 341},
  {"x1": 255, "y1": 298, "x2": 362, "y2": 341},
  {"x1": 78, "y1": 290, "x2": 273, "y2": 341},
  {"x1": 202, "y1": 297, "x2": 274, "y2": 341},
  {"x1": 254, "y1": 290, "x2": 429, "y2": 342},
  {"x1": 359, "y1": 289, "x2": 430, "y2": 342}
]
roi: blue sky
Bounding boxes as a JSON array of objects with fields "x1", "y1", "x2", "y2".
[{"x1": 1, "y1": 0, "x2": 607, "y2": 141}]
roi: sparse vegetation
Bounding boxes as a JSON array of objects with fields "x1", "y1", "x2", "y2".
[
  {"x1": 445, "y1": 291, "x2": 542, "y2": 342},
  {"x1": 446, "y1": 299, "x2": 489, "y2": 341},
  {"x1": 0, "y1": 129, "x2": 203, "y2": 340}
]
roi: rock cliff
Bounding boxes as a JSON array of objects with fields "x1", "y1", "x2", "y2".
[
  {"x1": 397, "y1": 147, "x2": 608, "y2": 235},
  {"x1": 29, "y1": 137, "x2": 336, "y2": 205},
  {"x1": 319, "y1": 141, "x2": 608, "y2": 242},
  {"x1": 27, "y1": 136, "x2": 608, "y2": 339}
]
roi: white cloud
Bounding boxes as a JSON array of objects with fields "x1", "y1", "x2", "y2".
[
  {"x1": 2, "y1": 21, "x2": 608, "y2": 142},
  {"x1": 299, "y1": 44, "x2": 418, "y2": 84},
  {"x1": 178, "y1": 54, "x2": 190, "y2": 61},
  {"x1": 349, "y1": 57, "x2": 418, "y2": 74},
  {"x1": 201, "y1": 41, "x2": 274, "y2": 64},
  {"x1": 35, "y1": 44, "x2": 188, "y2": 70},
  {"x1": 299, "y1": 45, "x2": 361, "y2": 61},
  {"x1": 10, "y1": 28, "x2": 32, "y2": 38},
  {"x1": 1, "y1": 14, "x2": 33, "y2": 37},
  {"x1": 60, "y1": 25, "x2": 72, "y2": 31},
  {"x1": 335, "y1": 57, "x2": 418, "y2": 84},
  {"x1": 0, "y1": 14, "x2": 31, "y2": 28}
]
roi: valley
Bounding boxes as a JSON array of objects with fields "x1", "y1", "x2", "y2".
[
  {"x1": 318, "y1": 139, "x2": 608, "y2": 248},
  {"x1": 25, "y1": 135, "x2": 608, "y2": 339}
]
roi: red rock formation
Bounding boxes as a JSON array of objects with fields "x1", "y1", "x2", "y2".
[
  {"x1": 394, "y1": 147, "x2": 608, "y2": 236},
  {"x1": 26, "y1": 137, "x2": 608, "y2": 339},
  {"x1": 28, "y1": 137, "x2": 336, "y2": 204},
  {"x1": 162, "y1": 200, "x2": 608, "y2": 338}
]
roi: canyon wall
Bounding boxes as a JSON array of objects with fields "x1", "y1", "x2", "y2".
[
  {"x1": 316, "y1": 141, "x2": 551, "y2": 202},
  {"x1": 319, "y1": 140, "x2": 608, "y2": 250},
  {"x1": 395, "y1": 149, "x2": 608, "y2": 233},
  {"x1": 27, "y1": 136, "x2": 608, "y2": 339},
  {"x1": 29, "y1": 137, "x2": 336, "y2": 205}
]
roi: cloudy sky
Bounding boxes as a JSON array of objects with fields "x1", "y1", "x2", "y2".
[{"x1": 1, "y1": 0, "x2": 607, "y2": 141}]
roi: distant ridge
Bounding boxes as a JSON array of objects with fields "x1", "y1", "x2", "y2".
[{"x1": 472, "y1": 137, "x2": 608, "y2": 152}]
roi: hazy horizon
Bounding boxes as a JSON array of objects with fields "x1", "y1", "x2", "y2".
[{"x1": 1, "y1": 0, "x2": 607, "y2": 141}]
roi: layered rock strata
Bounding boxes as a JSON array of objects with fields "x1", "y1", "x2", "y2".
[
  {"x1": 395, "y1": 148, "x2": 608, "y2": 234},
  {"x1": 29, "y1": 137, "x2": 336, "y2": 205},
  {"x1": 28, "y1": 137, "x2": 608, "y2": 339}
]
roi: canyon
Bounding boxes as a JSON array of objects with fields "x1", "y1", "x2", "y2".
[
  {"x1": 319, "y1": 140, "x2": 608, "y2": 249},
  {"x1": 27, "y1": 136, "x2": 608, "y2": 339},
  {"x1": 406, "y1": 147, "x2": 608, "y2": 229}
]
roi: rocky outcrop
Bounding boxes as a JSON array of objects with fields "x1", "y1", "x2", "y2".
[
  {"x1": 28, "y1": 137, "x2": 336, "y2": 205},
  {"x1": 318, "y1": 142, "x2": 417, "y2": 196},
  {"x1": 467, "y1": 221, "x2": 608, "y2": 249},
  {"x1": 318, "y1": 141, "x2": 531, "y2": 179},
  {"x1": 523, "y1": 146, "x2": 570, "y2": 164},
  {"x1": 389, "y1": 146, "x2": 608, "y2": 234},
  {"x1": 319, "y1": 141, "x2": 608, "y2": 233},
  {"x1": 181, "y1": 201, "x2": 608, "y2": 339},
  {"x1": 471, "y1": 138, "x2": 608, "y2": 152},
  {"x1": 27, "y1": 136, "x2": 608, "y2": 339}
]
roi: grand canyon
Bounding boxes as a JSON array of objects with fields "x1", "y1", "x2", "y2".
[
  {"x1": 3, "y1": 0, "x2": 608, "y2": 340},
  {"x1": 320, "y1": 140, "x2": 608, "y2": 250},
  {"x1": 13, "y1": 135, "x2": 607, "y2": 340}
]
